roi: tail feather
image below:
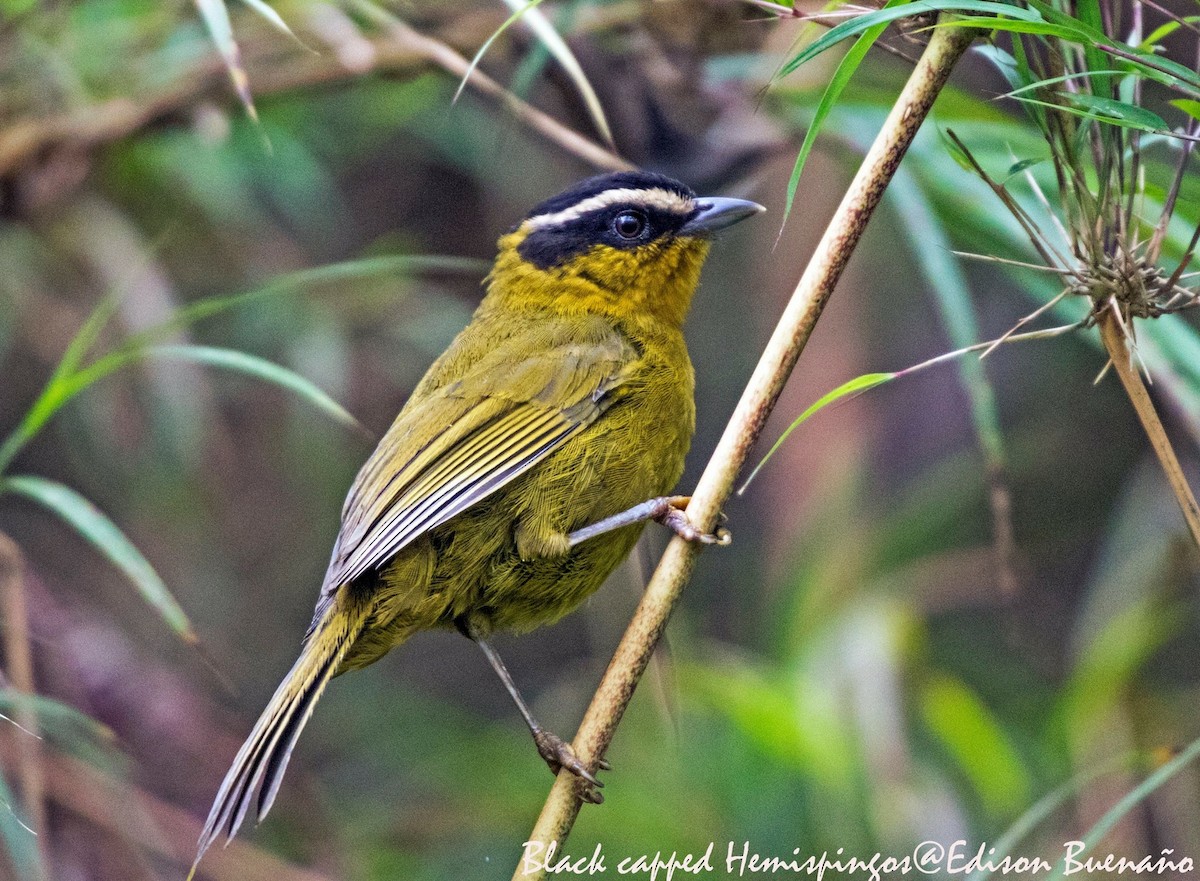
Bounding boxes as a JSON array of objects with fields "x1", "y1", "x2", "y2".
[{"x1": 191, "y1": 591, "x2": 369, "y2": 875}]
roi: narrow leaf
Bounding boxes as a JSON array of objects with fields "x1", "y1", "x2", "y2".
[
  {"x1": 779, "y1": 1, "x2": 1042, "y2": 78},
  {"x1": 1060, "y1": 92, "x2": 1169, "y2": 130},
  {"x1": 1044, "y1": 735, "x2": 1200, "y2": 881},
  {"x1": 237, "y1": 0, "x2": 298, "y2": 40},
  {"x1": 1172, "y1": 99, "x2": 1200, "y2": 123},
  {"x1": 966, "y1": 757, "x2": 1131, "y2": 881},
  {"x1": 782, "y1": 0, "x2": 904, "y2": 225},
  {"x1": 108, "y1": 254, "x2": 488, "y2": 359},
  {"x1": 500, "y1": 0, "x2": 614, "y2": 146},
  {"x1": 738, "y1": 373, "x2": 894, "y2": 495},
  {"x1": 193, "y1": 0, "x2": 260, "y2": 121},
  {"x1": 0, "y1": 691, "x2": 115, "y2": 749},
  {"x1": 0, "y1": 296, "x2": 122, "y2": 474},
  {"x1": 148, "y1": 344, "x2": 363, "y2": 433},
  {"x1": 0, "y1": 476, "x2": 197, "y2": 643},
  {"x1": 1139, "y1": 17, "x2": 1199, "y2": 51},
  {"x1": 1009, "y1": 93, "x2": 1168, "y2": 134},
  {"x1": 455, "y1": 0, "x2": 548, "y2": 104},
  {"x1": 1000, "y1": 70, "x2": 1132, "y2": 99},
  {"x1": 1005, "y1": 157, "x2": 1045, "y2": 179},
  {"x1": 922, "y1": 674, "x2": 1031, "y2": 815},
  {"x1": 0, "y1": 256, "x2": 482, "y2": 476}
]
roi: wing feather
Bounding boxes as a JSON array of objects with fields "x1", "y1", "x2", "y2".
[
  {"x1": 322, "y1": 320, "x2": 636, "y2": 590},
  {"x1": 336, "y1": 407, "x2": 575, "y2": 584}
]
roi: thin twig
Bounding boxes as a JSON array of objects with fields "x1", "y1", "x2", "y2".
[
  {"x1": 947, "y1": 131, "x2": 1074, "y2": 273},
  {"x1": 349, "y1": 1, "x2": 631, "y2": 172},
  {"x1": 513, "y1": 17, "x2": 976, "y2": 878},
  {"x1": 0, "y1": 16, "x2": 629, "y2": 182},
  {"x1": 1163, "y1": 218, "x2": 1200, "y2": 295},
  {"x1": 979, "y1": 290, "x2": 1069, "y2": 359},
  {"x1": 952, "y1": 251, "x2": 1078, "y2": 275},
  {"x1": 1147, "y1": 127, "x2": 1195, "y2": 264}
]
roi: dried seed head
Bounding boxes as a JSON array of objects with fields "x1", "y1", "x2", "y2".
[{"x1": 1070, "y1": 247, "x2": 1196, "y2": 322}]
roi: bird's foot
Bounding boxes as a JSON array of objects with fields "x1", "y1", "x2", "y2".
[
  {"x1": 533, "y1": 729, "x2": 609, "y2": 804},
  {"x1": 654, "y1": 496, "x2": 731, "y2": 546}
]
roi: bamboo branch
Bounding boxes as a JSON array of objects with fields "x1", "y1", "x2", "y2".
[
  {"x1": 0, "y1": 18, "x2": 628, "y2": 182},
  {"x1": 1097, "y1": 311, "x2": 1200, "y2": 547},
  {"x1": 514, "y1": 17, "x2": 976, "y2": 878}
]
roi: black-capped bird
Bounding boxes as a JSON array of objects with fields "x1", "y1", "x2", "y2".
[{"x1": 192, "y1": 171, "x2": 762, "y2": 871}]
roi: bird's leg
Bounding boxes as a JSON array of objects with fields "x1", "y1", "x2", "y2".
[
  {"x1": 567, "y1": 495, "x2": 731, "y2": 548},
  {"x1": 458, "y1": 618, "x2": 607, "y2": 803}
]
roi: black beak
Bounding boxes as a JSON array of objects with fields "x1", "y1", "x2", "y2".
[{"x1": 680, "y1": 196, "x2": 766, "y2": 235}]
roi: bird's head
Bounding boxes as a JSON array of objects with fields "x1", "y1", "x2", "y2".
[{"x1": 486, "y1": 172, "x2": 763, "y2": 328}]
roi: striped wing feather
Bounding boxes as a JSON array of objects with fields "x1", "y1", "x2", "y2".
[{"x1": 324, "y1": 322, "x2": 636, "y2": 591}]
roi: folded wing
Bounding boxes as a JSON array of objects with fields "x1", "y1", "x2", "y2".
[{"x1": 323, "y1": 319, "x2": 637, "y2": 591}]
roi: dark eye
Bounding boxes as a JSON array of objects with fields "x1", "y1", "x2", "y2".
[{"x1": 613, "y1": 210, "x2": 646, "y2": 239}]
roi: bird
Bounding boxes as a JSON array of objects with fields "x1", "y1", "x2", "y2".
[{"x1": 191, "y1": 170, "x2": 763, "y2": 871}]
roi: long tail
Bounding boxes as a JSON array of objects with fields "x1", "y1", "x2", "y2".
[{"x1": 191, "y1": 589, "x2": 370, "y2": 874}]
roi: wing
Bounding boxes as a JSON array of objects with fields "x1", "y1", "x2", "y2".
[{"x1": 322, "y1": 317, "x2": 637, "y2": 591}]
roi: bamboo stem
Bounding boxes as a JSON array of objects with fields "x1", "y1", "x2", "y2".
[
  {"x1": 513, "y1": 18, "x2": 976, "y2": 879},
  {"x1": 1097, "y1": 312, "x2": 1200, "y2": 547}
]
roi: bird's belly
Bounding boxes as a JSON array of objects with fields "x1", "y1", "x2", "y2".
[{"x1": 426, "y1": 393, "x2": 690, "y2": 633}]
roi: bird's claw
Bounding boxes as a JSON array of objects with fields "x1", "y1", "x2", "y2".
[
  {"x1": 533, "y1": 729, "x2": 606, "y2": 802},
  {"x1": 655, "y1": 497, "x2": 732, "y2": 546}
]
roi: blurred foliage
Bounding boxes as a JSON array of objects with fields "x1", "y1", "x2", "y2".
[{"x1": 0, "y1": 1, "x2": 1199, "y2": 879}]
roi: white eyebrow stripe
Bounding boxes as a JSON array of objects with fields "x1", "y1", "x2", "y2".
[{"x1": 525, "y1": 187, "x2": 695, "y2": 229}]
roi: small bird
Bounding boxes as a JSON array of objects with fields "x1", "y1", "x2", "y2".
[{"x1": 192, "y1": 171, "x2": 762, "y2": 870}]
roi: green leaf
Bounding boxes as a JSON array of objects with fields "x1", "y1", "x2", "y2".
[
  {"x1": 1071, "y1": 0, "x2": 1110, "y2": 84},
  {"x1": 1004, "y1": 156, "x2": 1045, "y2": 179},
  {"x1": 0, "y1": 295, "x2": 122, "y2": 475},
  {"x1": 1140, "y1": 17, "x2": 1199, "y2": 50},
  {"x1": 782, "y1": 0, "x2": 906, "y2": 225},
  {"x1": 1009, "y1": 92, "x2": 1168, "y2": 134},
  {"x1": 1000, "y1": 70, "x2": 1132, "y2": 99},
  {"x1": 780, "y1": 1, "x2": 1043, "y2": 78},
  {"x1": 0, "y1": 476, "x2": 197, "y2": 643},
  {"x1": 148, "y1": 344, "x2": 363, "y2": 433},
  {"x1": 739, "y1": 373, "x2": 893, "y2": 495},
  {"x1": 952, "y1": 7, "x2": 1200, "y2": 97},
  {"x1": 1060, "y1": 92, "x2": 1169, "y2": 130},
  {"x1": 109, "y1": 254, "x2": 488, "y2": 358},
  {"x1": 1059, "y1": 597, "x2": 1175, "y2": 733},
  {"x1": 922, "y1": 674, "x2": 1031, "y2": 816},
  {"x1": 1172, "y1": 98, "x2": 1200, "y2": 123},
  {"x1": 0, "y1": 255, "x2": 482, "y2": 476},
  {"x1": 0, "y1": 691, "x2": 115, "y2": 752},
  {"x1": 939, "y1": 127, "x2": 976, "y2": 170}
]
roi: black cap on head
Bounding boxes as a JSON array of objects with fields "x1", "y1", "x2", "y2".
[
  {"x1": 524, "y1": 172, "x2": 696, "y2": 220},
  {"x1": 513, "y1": 171, "x2": 761, "y2": 271}
]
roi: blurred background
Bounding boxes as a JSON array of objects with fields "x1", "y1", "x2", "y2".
[{"x1": 1, "y1": 0, "x2": 1199, "y2": 879}]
